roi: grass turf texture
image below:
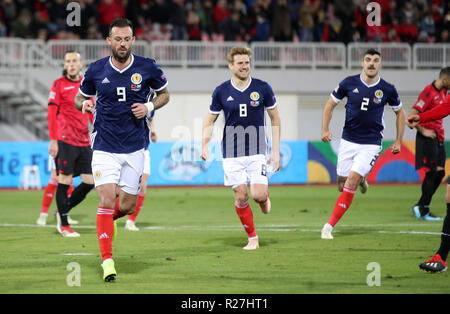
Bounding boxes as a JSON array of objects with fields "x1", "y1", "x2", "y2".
[{"x1": 0, "y1": 185, "x2": 449, "y2": 294}]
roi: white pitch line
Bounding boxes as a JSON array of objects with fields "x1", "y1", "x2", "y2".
[{"x1": 0, "y1": 223, "x2": 441, "y2": 236}]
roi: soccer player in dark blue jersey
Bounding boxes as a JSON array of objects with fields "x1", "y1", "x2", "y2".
[
  {"x1": 74, "y1": 18, "x2": 170, "y2": 281},
  {"x1": 201, "y1": 47, "x2": 281, "y2": 250},
  {"x1": 320, "y1": 48, "x2": 405, "y2": 239}
]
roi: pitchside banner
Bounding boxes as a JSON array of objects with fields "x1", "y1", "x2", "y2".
[
  {"x1": 0, "y1": 141, "x2": 308, "y2": 188},
  {"x1": 2, "y1": 140, "x2": 443, "y2": 188}
]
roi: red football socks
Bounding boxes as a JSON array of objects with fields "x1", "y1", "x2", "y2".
[
  {"x1": 128, "y1": 193, "x2": 145, "y2": 222},
  {"x1": 235, "y1": 201, "x2": 257, "y2": 238},
  {"x1": 328, "y1": 186, "x2": 356, "y2": 227},
  {"x1": 97, "y1": 207, "x2": 114, "y2": 262},
  {"x1": 113, "y1": 197, "x2": 127, "y2": 220},
  {"x1": 41, "y1": 179, "x2": 58, "y2": 214}
]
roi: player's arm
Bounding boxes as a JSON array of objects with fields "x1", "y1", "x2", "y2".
[
  {"x1": 47, "y1": 81, "x2": 60, "y2": 158},
  {"x1": 149, "y1": 118, "x2": 157, "y2": 142},
  {"x1": 321, "y1": 96, "x2": 338, "y2": 142},
  {"x1": 391, "y1": 107, "x2": 405, "y2": 154},
  {"x1": 267, "y1": 106, "x2": 281, "y2": 172},
  {"x1": 200, "y1": 113, "x2": 219, "y2": 161},
  {"x1": 132, "y1": 87, "x2": 170, "y2": 119},
  {"x1": 407, "y1": 107, "x2": 436, "y2": 138},
  {"x1": 74, "y1": 91, "x2": 95, "y2": 114}
]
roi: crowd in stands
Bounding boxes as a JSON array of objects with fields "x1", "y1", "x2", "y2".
[{"x1": 0, "y1": 0, "x2": 448, "y2": 44}]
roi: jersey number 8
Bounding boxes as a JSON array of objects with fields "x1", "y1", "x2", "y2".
[{"x1": 239, "y1": 103, "x2": 247, "y2": 117}]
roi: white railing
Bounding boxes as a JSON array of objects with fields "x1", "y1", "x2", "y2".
[
  {"x1": 413, "y1": 43, "x2": 450, "y2": 70},
  {"x1": 348, "y1": 42, "x2": 412, "y2": 69},
  {"x1": 251, "y1": 42, "x2": 346, "y2": 69},
  {"x1": 0, "y1": 39, "x2": 448, "y2": 71},
  {"x1": 150, "y1": 41, "x2": 244, "y2": 68}
]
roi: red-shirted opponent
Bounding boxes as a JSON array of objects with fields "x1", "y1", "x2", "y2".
[
  {"x1": 46, "y1": 51, "x2": 95, "y2": 237},
  {"x1": 408, "y1": 68, "x2": 450, "y2": 221},
  {"x1": 407, "y1": 66, "x2": 450, "y2": 273}
]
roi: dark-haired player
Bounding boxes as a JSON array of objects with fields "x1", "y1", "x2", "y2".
[
  {"x1": 407, "y1": 94, "x2": 450, "y2": 273},
  {"x1": 408, "y1": 67, "x2": 450, "y2": 221},
  {"x1": 321, "y1": 48, "x2": 405, "y2": 239},
  {"x1": 75, "y1": 18, "x2": 170, "y2": 281}
]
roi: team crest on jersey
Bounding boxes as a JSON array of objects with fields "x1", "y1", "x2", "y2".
[
  {"x1": 373, "y1": 89, "x2": 383, "y2": 104},
  {"x1": 131, "y1": 73, "x2": 142, "y2": 91},
  {"x1": 250, "y1": 91, "x2": 260, "y2": 107},
  {"x1": 94, "y1": 170, "x2": 101, "y2": 179}
]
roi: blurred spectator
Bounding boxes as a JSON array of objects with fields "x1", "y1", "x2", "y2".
[
  {"x1": 401, "y1": 1, "x2": 418, "y2": 23},
  {"x1": 213, "y1": 0, "x2": 230, "y2": 32},
  {"x1": 1, "y1": 0, "x2": 16, "y2": 36},
  {"x1": 48, "y1": 0, "x2": 66, "y2": 32},
  {"x1": 11, "y1": 9, "x2": 33, "y2": 38},
  {"x1": 196, "y1": 0, "x2": 214, "y2": 39},
  {"x1": 149, "y1": 0, "x2": 171, "y2": 25},
  {"x1": 438, "y1": 29, "x2": 449, "y2": 42},
  {"x1": 382, "y1": 1, "x2": 402, "y2": 26},
  {"x1": 252, "y1": 12, "x2": 271, "y2": 41},
  {"x1": 271, "y1": 0, "x2": 292, "y2": 42},
  {"x1": 221, "y1": 10, "x2": 245, "y2": 41},
  {"x1": 186, "y1": 7, "x2": 202, "y2": 41},
  {"x1": 169, "y1": 0, "x2": 188, "y2": 40},
  {"x1": 383, "y1": 27, "x2": 401, "y2": 43},
  {"x1": 398, "y1": 16, "x2": 419, "y2": 44},
  {"x1": 419, "y1": 11, "x2": 436, "y2": 41},
  {"x1": 297, "y1": 0, "x2": 316, "y2": 42},
  {"x1": 98, "y1": 0, "x2": 126, "y2": 37}
]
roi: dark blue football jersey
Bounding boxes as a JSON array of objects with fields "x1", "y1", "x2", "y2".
[
  {"x1": 79, "y1": 54, "x2": 167, "y2": 153},
  {"x1": 210, "y1": 77, "x2": 277, "y2": 158},
  {"x1": 331, "y1": 74, "x2": 402, "y2": 146}
]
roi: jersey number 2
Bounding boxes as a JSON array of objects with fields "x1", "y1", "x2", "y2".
[
  {"x1": 117, "y1": 87, "x2": 126, "y2": 102},
  {"x1": 361, "y1": 97, "x2": 369, "y2": 111}
]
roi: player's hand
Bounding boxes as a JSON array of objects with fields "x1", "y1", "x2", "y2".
[
  {"x1": 406, "y1": 114, "x2": 420, "y2": 128},
  {"x1": 390, "y1": 140, "x2": 401, "y2": 154},
  {"x1": 48, "y1": 140, "x2": 58, "y2": 158},
  {"x1": 82, "y1": 100, "x2": 95, "y2": 114},
  {"x1": 150, "y1": 131, "x2": 157, "y2": 142},
  {"x1": 200, "y1": 146, "x2": 208, "y2": 161},
  {"x1": 321, "y1": 130, "x2": 332, "y2": 142},
  {"x1": 420, "y1": 127, "x2": 436, "y2": 139},
  {"x1": 131, "y1": 103, "x2": 148, "y2": 119},
  {"x1": 269, "y1": 151, "x2": 280, "y2": 172}
]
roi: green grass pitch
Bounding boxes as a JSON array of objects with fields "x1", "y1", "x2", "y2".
[{"x1": 0, "y1": 185, "x2": 449, "y2": 294}]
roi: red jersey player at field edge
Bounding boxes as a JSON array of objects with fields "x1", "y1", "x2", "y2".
[
  {"x1": 408, "y1": 67, "x2": 450, "y2": 221},
  {"x1": 36, "y1": 53, "x2": 94, "y2": 226},
  {"x1": 48, "y1": 51, "x2": 95, "y2": 237},
  {"x1": 406, "y1": 76, "x2": 450, "y2": 274}
]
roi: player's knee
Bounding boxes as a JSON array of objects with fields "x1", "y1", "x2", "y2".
[
  {"x1": 99, "y1": 194, "x2": 116, "y2": 209},
  {"x1": 235, "y1": 193, "x2": 249, "y2": 205},
  {"x1": 252, "y1": 192, "x2": 267, "y2": 204}
]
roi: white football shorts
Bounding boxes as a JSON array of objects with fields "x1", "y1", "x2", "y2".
[
  {"x1": 336, "y1": 139, "x2": 382, "y2": 178},
  {"x1": 91, "y1": 149, "x2": 145, "y2": 195},
  {"x1": 143, "y1": 149, "x2": 151, "y2": 176},
  {"x1": 222, "y1": 154, "x2": 268, "y2": 188}
]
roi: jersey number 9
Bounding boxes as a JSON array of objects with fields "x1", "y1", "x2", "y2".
[{"x1": 117, "y1": 87, "x2": 126, "y2": 102}]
